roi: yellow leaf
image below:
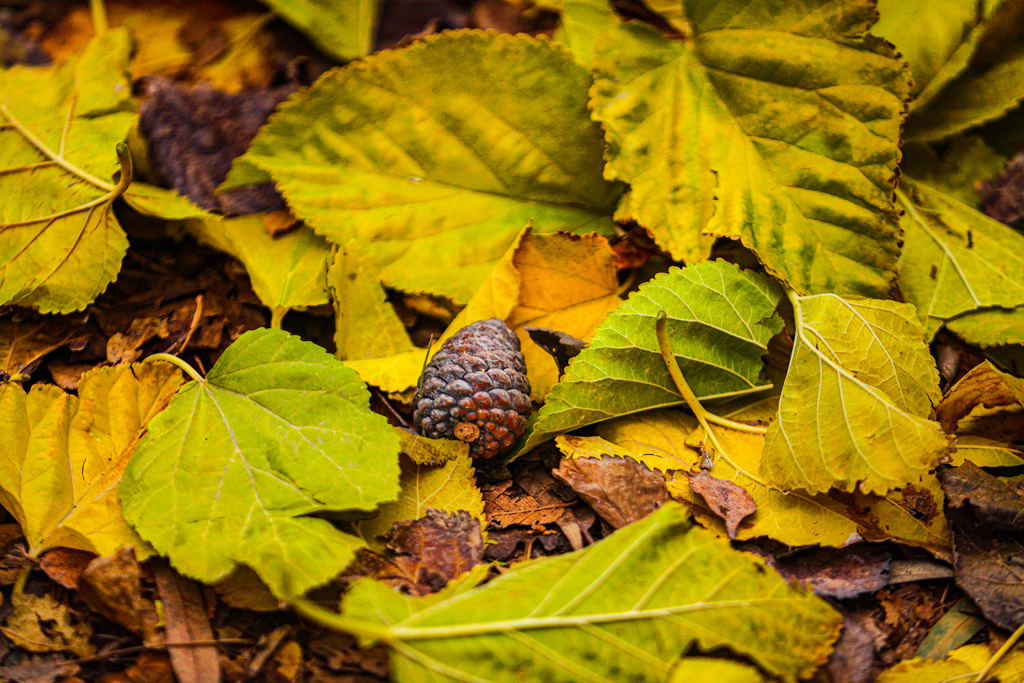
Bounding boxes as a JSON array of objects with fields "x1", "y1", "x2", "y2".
[
  {"x1": 0, "y1": 362, "x2": 182, "y2": 558},
  {"x1": 578, "y1": 405, "x2": 865, "y2": 546},
  {"x1": 346, "y1": 230, "x2": 621, "y2": 400},
  {"x1": 354, "y1": 439, "x2": 485, "y2": 553},
  {"x1": 330, "y1": 240, "x2": 415, "y2": 361}
]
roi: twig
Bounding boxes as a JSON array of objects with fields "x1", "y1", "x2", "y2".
[{"x1": 974, "y1": 621, "x2": 1024, "y2": 682}]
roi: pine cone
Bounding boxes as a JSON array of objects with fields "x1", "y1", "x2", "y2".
[{"x1": 413, "y1": 319, "x2": 532, "y2": 459}]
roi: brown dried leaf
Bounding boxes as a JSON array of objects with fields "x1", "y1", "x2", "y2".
[
  {"x1": 1, "y1": 591, "x2": 93, "y2": 657},
  {"x1": 0, "y1": 315, "x2": 88, "y2": 381},
  {"x1": 98, "y1": 652, "x2": 173, "y2": 683},
  {"x1": 687, "y1": 470, "x2": 757, "y2": 539},
  {"x1": 0, "y1": 656, "x2": 79, "y2": 683},
  {"x1": 349, "y1": 510, "x2": 485, "y2": 596},
  {"x1": 551, "y1": 455, "x2": 667, "y2": 529},
  {"x1": 151, "y1": 559, "x2": 219, "y2": 683},
  {"x1": 939, "y1": 463, "x2": 1024, "y2": 631},
  {"x1": 481, "y1": 479, "x2": 571, "y2": 528},
  {"x1": 212, "y1": 566, "x2": 279, "y2": 612},
  {"x1": 305, "y1": 630, "x2": 389, "y2": 682},
  {"x1": 78, "y1": 547, "x2": 161, "y2": 644},
  {"x1": 768, "y1": 545, "x2": 892, "y2": 599},
  {"x1": 979, "y1": 147, "x2": 1024, "y2": 225},
  {"x1": 524, "y1": 327, "x2": 586, "y2": 378},
  {"x1": 825, "y1": 611, "x2": 879, "y2": 683},
  {"x1": 38, "y1": 548, "x2": 94, "y2": 590},
  {"x1": 140, "y1": 77, "x2": 293, "y2": 216}
]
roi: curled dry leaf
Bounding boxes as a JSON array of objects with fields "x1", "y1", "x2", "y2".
[
  {"x1": 552, "y1": 454, "x2": 668, "y2": 529},
  {"x1": 686, "y1": 470, "x2": 756, "y2": 540},
  {"x1": 78, "y1": 547, "x2": 161, "y2": 644},
  {"x1": 936, "y1": 360, "x2": 1024, "y2": 442}
]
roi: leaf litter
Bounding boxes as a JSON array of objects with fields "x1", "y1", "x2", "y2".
[{"x1": 2, "y1": 0, "x2": 1024, "y2": 680}]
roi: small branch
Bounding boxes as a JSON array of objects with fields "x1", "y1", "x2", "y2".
[
  {"x1": 145, "y1": 353, "x2": 205, "y2": 383},
  {"x1": 90, "y1": 0, "x2": 108, "y2": 34}
]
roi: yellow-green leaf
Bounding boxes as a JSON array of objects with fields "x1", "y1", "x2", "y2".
[
  {"x1": 0, "y1": 28, "x2": 209, "y2": 314},
  {"x1": 763, "y1": 295, "x2": 949, "y2": 494},
  {"x1": 897, "y1": 179, "x2": 1024, "y2": 325},
  {"x1": 120, "y1": 329, "x2": 401, "y2": 599},
  {"x1": 0, "y1": 362, "x2": 182, "y2": 558},
  {"x1": 226, "y1": 31, "x2": 622, "y2": 304},
  {"x1": 188, "y1": 215, "x2": 331, "y2": 325},
  {"x1": 258, "y1": 0, "x2": 381, "y2": 61},
  {"x1": 588, "y1": 2, "x2": 909, "y2": 296},
  {"x1": 946, "y1": 304, "x2": 1024, "y2": 347},
  {"x1": 330, "y1": 239, "x2": 415, "y2": 361},
  {"x1": 520, "y1": 260, "x2": 782, "y2": 454},
  {"x1": 333, "y1": 503, "x2": 841, "y2": 683}
]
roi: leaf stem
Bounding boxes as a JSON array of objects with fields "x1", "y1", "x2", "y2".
[
  {"x1": 703, "y1": 413, "x2": 768, "y2": 435},
  {"x1": 291, "y1": 598, "x2": 394, "y2": 643},
  {"x1": 145, "y1": 353, "x2": 205, "y2": 383},
  {"x1": 270, "y1": 307, "x2": 287, "y2": 330},
  {"x1": 654, "y1": 312, "x2": 725, "y2": 456},
  {"x1": 90, "y1": 0, "x2": 108, "y2": 34},
  {"x1": 974, "y1": 621, "x2": 1024, "y2": 682}
]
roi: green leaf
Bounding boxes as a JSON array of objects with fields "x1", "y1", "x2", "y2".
[
  {"x1": 332, "y1": 503, "x2": 841, "y2": 683},
  {"x1": 873, "y1": 0, "x2": 1005, "y2": 112},
  {"x1": 946, "y1": 305, "x2": 1024, "y2": 346},
  {"x1": 0, "y1": 362, "x2": 182, "y2": 558},
  {"x1": 258, "y1": 0, "x2": 380, "y2": 61},
  {"x1": 669, "y1": 658, "x2": 768, "y2": 683},
  {"x1": 188, "y1": 215, "x2": 331, "y2": 324},
  {"x1": 555, "y1": 0, "x2": 622, "y2": 63},
  {"x1": 227, "y1": 30, "x2": 622, "y2": 304},
  {"x1": 520, "y1": 260, "x2": 783, "y2": 454},
  {"x1": 120, "y1": 328, "x2": 401, "y2": 599},
  {"x1": 897, "y1": 179, "x2": 1024, "y2": 326},
  {"x1": 763, "y1": 295, "x2": 949, "y2": 494},
  {"x1": 588, "y1": 2, "x2": 909, "y2": 296},
  {"x1": 901, "y1": 136, "x2": 1007, "y2": 207},
  {"x1": 907, "y1": 47, "x2": 1024, "y2": 142}
]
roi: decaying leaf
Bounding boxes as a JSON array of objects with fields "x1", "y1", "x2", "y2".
[
  {"x1": 120, "y1": 328, "x2": 401, "y2": 599},
  {"x1": 77, "y1": 546, "x2": 161, "y2": 644},
  {"x1": 521, "y1": 260, "x2": 782, "y2": 454},
  {"x1": 768, "y1": 545, "x2": 892, "y2": 600},
  {"x1": 980, "y1": 145, "x2": 1024, "y2": 224},
  {"x1": 0, "y1": 315, "x2": 88, "y2": 382},
  {"x1": 349, "y1": 509, "x2": 485, "y2": 596},
  {"x1": 151, "y1": 559, "x2": 219, "y2": 683},
  {"x1": 763, "y1": 294, "x2": 950, "y2": 494},
  {"x1": 0, "y1": 361, "x2": 182, "y2": 558},
  {"x1": 687, "y1": 470, "x2": 756, "y2": 540},
  {"x1": 1, "y1": 590, "x2": 93, "y2": 658},
  {"x1": 139, "y1": 77, "x2": 292, "y2": 215},
  {"x1": 329, "y1": 503, "x2": 841, "y2": 683},
  {"x1": 938, "y1": 462, "x2": 1024, "y2": 632},
  {"x1": 552, "y1": 453, "x2": 668, "y2": 529},
  {"x1": 225, "y1": 31, "x2": 621, "y2": 305},
  {"x1": 589, "y1": 1, "x2": 909, "y2": 296}
]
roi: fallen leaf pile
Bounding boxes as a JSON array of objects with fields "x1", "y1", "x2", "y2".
[{"x1": 1, "y1": 0, "x2": 1024, "y2": 681}]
